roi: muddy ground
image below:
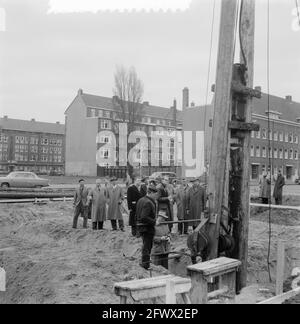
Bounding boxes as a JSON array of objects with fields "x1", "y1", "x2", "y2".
[{"x1": 0, "y1": 198, "x2": 299, "y2": 304}]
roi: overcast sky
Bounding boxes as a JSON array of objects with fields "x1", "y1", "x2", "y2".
[{"x1": 0, "y1": 0, "x2": 299, "y2": 123}]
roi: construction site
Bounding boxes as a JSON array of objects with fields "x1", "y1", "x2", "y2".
[{"x1": 1, "y1": 0, "x2": 300, "y2": 306}]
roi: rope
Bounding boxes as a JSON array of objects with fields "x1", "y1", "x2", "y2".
[
  {"x1": 203, "y1": 0, "x2": 216, "y2": 189},
  {"x1": 239, "y1": 0, "x2": 248, "y2": 68},
  {"x1": 266, "y1": 0, "x2": 273, "y2": 283},
  {"x1": 296, "y1": 0, "x2": 300, "y2": 26}
]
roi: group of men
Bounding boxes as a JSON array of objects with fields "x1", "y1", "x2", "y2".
[
  {"x1": 72, "y1": 174, "x2": 207, "y2": 271},
  {"x1": 259, "y1": 169, "x2": 285, "y2": 205},
  {"x1": 72, "y1": 177, "x2": 124, "y2": 231}
]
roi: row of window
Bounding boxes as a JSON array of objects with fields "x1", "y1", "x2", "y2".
[
  {"x1": 0, "y1": 153, "x2": 8, "y2": 161},
  {"x1": 0, "y1": 135, "x2": 8, "y2": 143},
  {"x1": 15, "y1": 136, "x2": 63, "y2": 146},
  {"x1": 250, "y1": 146, "x2": 299, "y2": 160},
  {"x1": 0, "y1": 144, "x2": 8, "y2": 152},
  {"x1": 14, "y1": 154, "x2": 63, "y2": 162},
  {"x1": 251, "y1": 129, "x2": 299, "y2": 144}
]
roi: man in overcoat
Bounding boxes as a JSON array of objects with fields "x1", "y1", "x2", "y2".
[
  {"x1": 157, "y1": 176, "x2": 173, "y2": 231},
  {"x1": 72, "y1": 179, "x2": 89, "y2": 229},
  {"x1": 259, "y1": 172, "x2": 271, "y2": 204},
  {"x1": 175, "y1": 179, "x2": 190, "y2": 235},
  {"x1": 273, "y1": 170, "x2": 285, "y2": 205},
  {"x1": 127, "y1": 177, "x2": 141, "y2": 236},
  {"x1": 107, "y1": 177, "x2": 125, "y2": 231},
  {"x1": 88, "y1": 179, "x2": 107, "y2": 230},
  {"x1": 187, "y1": 178, "x2": 206, "y2": 230}
]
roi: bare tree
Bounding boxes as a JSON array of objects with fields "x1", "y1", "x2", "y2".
[{"x1": 113, "y1": 65, "x2": 144, "y2": 178}]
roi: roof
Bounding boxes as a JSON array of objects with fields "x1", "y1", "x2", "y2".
[
  {"x1": 252, "y1": 93, "x2": 300, "y2": 122},
  {"x1": 80, "y1": 92, "x2": 183, "y2": 121},
  {"x1": 0, "y1": 118, "x2": 65, "y2": 135}
]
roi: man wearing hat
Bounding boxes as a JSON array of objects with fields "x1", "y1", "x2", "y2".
[
  {"x1": 187, "y1": 177, "x2": 206, "y2": 230},
  {"x1": 127, "y1": 176, "x2": 141, "y2": 236},
  {"x1": 73, "y1": 179, "x2": 89, "y2": 229},
  {"x1": 136, "y1": 184, "x2": 159, "y2": 270},
  {"x1": 107, "y1": 177, "x2": 125, "y2": 231},
  {"x1": 175, "y1": 178, "x2": 190, "y2": 235},
  {"x1": 157, "y1": 176, "x2": 173, "y2": 231},
  {"x1": 152, "y1": 209, "x2": 171, "y2": 270}
]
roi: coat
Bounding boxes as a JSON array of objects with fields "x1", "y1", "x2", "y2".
[
  {"x1": 88, "y1": 187, "x2": 107, "y2": 222},
  {"x1": 136, "y1": 196, "x2": 157, "y2": 235},
  {"x1": 107, "y1": 185, "x2": 124, "y2": 220},
  {"x1": 273, "y1": 175, "x2": 285, "y2": 200},
  {"x1": 152, "y1": 224, "x2": 171, "y2": 255},
  {"x1": 140, "y1": 183, "x2": 147, "y2": 198},
  {"x1": 74, "y1": 187, "x2": 89, "y2": 207},
  {"x1": 187, "y1": 185, "x2": 206, "y2": 226},
  {"x1": 127, "y1": 184, "x2": 141, "y2": 226},
  {"x1": 157, "y1": 184, "x2": 172, "y2": 222},
  {"x1": 175, "y1": 185, "x2": 190, "y2": 220},
  {"x1": 259, "y1": 177, "x2": 271, "y2": 199}
]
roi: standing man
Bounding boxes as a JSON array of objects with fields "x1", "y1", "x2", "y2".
[
  {"x1": 187, "y1": 178, "x2": 206, "y2": 230},
  {"x1": 107, "y1": 177, "x2": 125, "y2": 231},
  {"x1": 140, "y1": 177, "x2": 148, "y2": 198},
  {"x1": 175, "y1": 179, "x2": 190, "y2": 235},
  {"x1": 136, "y1": 184, "x2": 158, "y2": 270},
  {"x1": 157, "y1": 176, "x2": 173, "y2": 231},
  {"x1": 259, "y1": 172, "x2": 271, "y2": 204},
  {"x1": 88, "y1": 179, "x2": 107, "y2": 230},
  {"x1": 127, "y1": 177, "x2": 141, "y2": 237},
  {"x1": 273, "y1": 169, "x2": 285, "y2": 205},
  {"x1": 72, "y1": 179, "x2": 89, "y2": 229}
]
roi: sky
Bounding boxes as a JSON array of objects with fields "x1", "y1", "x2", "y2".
[{"x1": 0, "y1": 0, "x2": 299, "y2": 123}]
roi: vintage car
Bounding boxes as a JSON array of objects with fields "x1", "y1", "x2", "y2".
[{"x1": 0, "y1": 172, "x2": 49, "y2": 189}]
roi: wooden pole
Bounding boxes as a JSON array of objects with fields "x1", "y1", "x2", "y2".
[
  {"x1": 276, "y1": 241, "x2": 285, "y2": 296},
  {"x1": 165, "y1": 279, "x2": 177, "y2": 304},
  {"x1": 236, "y1": 0, "x2": 256, "y2": 290},
  {"x1": 207, "y1": 0, "x2": 239, "y2": 259}
]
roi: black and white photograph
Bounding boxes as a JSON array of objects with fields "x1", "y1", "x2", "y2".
[{"x1": 0, "y1": 0, "x2": 300, "y2": 308}]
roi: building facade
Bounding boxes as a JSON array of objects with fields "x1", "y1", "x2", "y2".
[
  {"x1": 65, "y1": 89, "x2": 183, "y2": 178},
  {"x1": 0, "y1": 116, "x2": 65, "y2": 175}
]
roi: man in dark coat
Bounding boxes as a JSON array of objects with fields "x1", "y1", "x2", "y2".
[
  {"x1": 157, "y1": 177, "x2": 173, "y2": 231},
  {"x1": 187, "y1": 178, "x2": 206, "y2": 230},
  {"x1": 273, "y1": 170, "x2": 285, "y2": 205},
  {"x1": 127, "y1": 177, "x2": 141, "y2": 236},
  {"x1": 175, "y1": 179, "x2": 190, "y2": 235},
  {"x1": 73, "y1": 179, "x2": 89, "y2": 229},
  {"x1": 140, "y1": 177, "x2": 148, "y2": 198},
  {"x1": 136, "y1": 184, "x2": 158, "y2": 270}
]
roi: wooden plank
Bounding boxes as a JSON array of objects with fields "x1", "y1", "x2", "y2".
[
  {"x1": 187, "y1": 257, "x2": 241, "y2": 276},
  {"x1": 207, "y1": 288, "x2": 229, "y2": 299},
  {"x1": 207, "y1": 0, "x2": 239, "y2": 259},
  {"x1": 276, "y1": 241, "x2": 285, "y2": 296},
  {"x1": 228, "y1": 121, "x2": 260, "y2": 132},
  {"x1": 189, "y1": 272, "x2": 208, "y2": 304},
  {"x1": 235, "y1": 0, "x2": 256, "y2": 291},
  {"x1": 257, "y1": 287, "x2": 300, "y2": 304},
  {"x1": 250, "y1": 203, "x2": 300, "y2": 211},
  {"x1": 165, "y1": 279, "x2": 177, "y2": 304}
]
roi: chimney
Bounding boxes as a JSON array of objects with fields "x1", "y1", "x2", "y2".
[
  {"x1": 172, "y1": 99, "x2": 177, "y2": 124},
  {"x1": 191, "y1": 102, "x2": 195, "y2": 107},
  {"x1": 182, "y1": 87, "x2": 189, "y2": 110},
  {"x1": 56, "y1": 121, "x2": 60, "y2": 124},
  {"x1": 78, "y1": 89, "x2": 83, "y2": 96},
  {"x1": 143, "y1": 101, "x2": 150, "y2": 106},
  {"x1": 31, "y1": 118, "x2": 35, "y2": 122},
  {"x1": 3, "y1": 115, "x2": 8, "y2": 119},
  {"x1": 286, "y1": 95, "x2": 292, "y2": 102},
  {"x1": 255, "y1": 86, "x2": 262, "y2": 92}
]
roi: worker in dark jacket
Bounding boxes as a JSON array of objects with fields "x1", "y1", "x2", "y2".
[
  {"x1": 136, "y1": 184, "x2": 158, "y2": 270},
  {"x1": 157, "y1": 176, "x2": 173, "y2": 231},
  {"x1": 72, "y1": 179, "x2": 90, "y2": 229},
  {"x1": 140, "y1": 177, "x2": 148, "y2": 198},
  {"x1": 273, "y1": 170, "x2": 285, "y2": 205},
  {"x1": 127, "y1": 177, "x2": 141, "y2": 236}
]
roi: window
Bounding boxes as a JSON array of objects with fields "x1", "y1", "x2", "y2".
[
  {"x1": 274, "y1": 148, "x2": 278, "y2": 159},
  {"x1": 290, "y1": 149, "x2": 293, "y2": 160},
  {"x1": 295, "y1": 150, "x2": 299, "y2": 160},
  {"x1": 251, "y1": 131, "x2": 255, "y2": 138},
  {"x1": 256, "y1": 130, "x2": 261, "y2": 139},
  {"x1": 285, "y1": 133, "x2": 289, "y2": 143},
  {"x1": 268, "y1": 147, "x2": 272, "y2": 159},
  {"x1": 42, "y1": 147, "x2": 48, "y2": 154},
  {"x1": 41, "y1": 138, "x2": 48, "y2": 145},
  {"x1": 30, "y1": 137, "x2": 38, "y2": 145},
  {"x1": 41, "y1": 156, "x2": 48, "y2": 162},
  {"x1": 273, "y1": 131, "x2": 278, "y2": 141},
  {"x1": 289, "y1": 133, "x2": 293, "y2": 143},
  {"x1": 262, "y1": 147, "x2": 267, "y2": 158},
  {"x1": 250, "y1": 146, "x2": 254, "y2": 157},
  {"x1": 262, "y1": 129, "x2": 267, "y2": 139},
  {"x1": 100, "y1": 136, "x2": 110, "y2": 144},
  {"x1": 284, "y1": 149, "x2": 288, "y2": 160},
  {"x1": 251, "y1": 165, "x2": 259, "y2": 180},
  {"x1": 256, "y1": 146, "x2": 260, "y2": 158},
  {"x1": 100, "y1": 148, "x2": 110, "y2": 159},
  {"x1": 104, "y1": 111, "x2": 111, "y2": 118},
  {"x1": 279, "y1": 132, "x2": 284, "y2": 142},
  {"x1": 294, "y1": 135, "x2": 299, "y2": 144},
  {"x1": 100, "y1": 120, "x2": 111, "y2": 130},
  {"x1": 279, "y1": 149, "x2": 283, "y2": 159},
  {"x1": 268, "y1": 130, "x2": 272, "y2": 141}
]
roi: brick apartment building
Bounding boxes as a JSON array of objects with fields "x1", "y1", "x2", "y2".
[
  {"x1": 0, "y1": 116, "x2": 65, "y2": 175},
  {"x1": 65, "y1": 89, "x2": 183, "y2": 178}
]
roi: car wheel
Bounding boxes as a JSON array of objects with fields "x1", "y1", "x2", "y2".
[{"x1": 1, "y1": 183, "x2": 10, "y2": 189}]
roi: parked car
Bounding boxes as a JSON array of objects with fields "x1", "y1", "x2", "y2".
[
  {"x1": 149, "y1": 172, "x2": 177, "y2": 183},
  {"x1": 0, "y1": 172, "x2": 49, "y2": 189}
]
